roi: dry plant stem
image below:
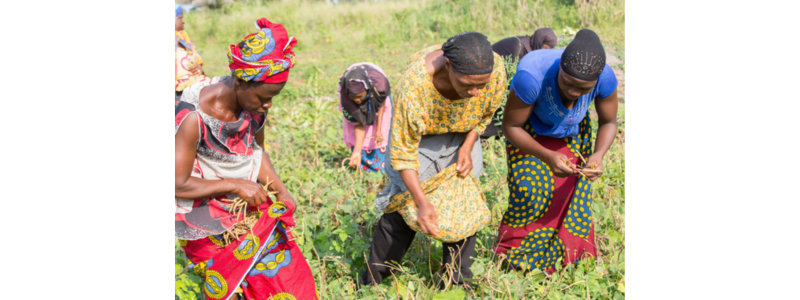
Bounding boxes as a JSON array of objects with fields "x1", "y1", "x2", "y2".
[
  {"x1": 575, "y1": 151, "x2": 587, "y2": 165},
  {"x1": 341, "y1": 158, "x2": 351, "y2": 169},
  {"x1": 559, "y1": 280, "x2": 586, "y2": 291},
  {"x1": 216, "y1": 179, "x2": 280, "y2": 247},
  {"x1": 375, "y1": 261, "x2": 428, "y2": 291},
  {"x1": 311, "y1": 245, "x2": 327, "y2": 297},
  {"x1": 391, "y1": 270, "x2": 401, "y2": 299}
]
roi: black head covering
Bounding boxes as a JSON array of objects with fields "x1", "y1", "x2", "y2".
[
  {"x1": 561, "y1": 29, "x2": 606, "y2": 81},
  {"x1": 339, "y1": 65, "x2": 388, "y2": 126},
  {"x1": 441, "y1": 32, "x2": 494, "y2": 75},
  {"x1": 531, "y1": 28, "x2": 557, "y2": 50}
]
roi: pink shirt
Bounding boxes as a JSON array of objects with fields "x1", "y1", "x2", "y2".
[{"x1": 338, "y1": 62, "x2": 392, "y2": 150}]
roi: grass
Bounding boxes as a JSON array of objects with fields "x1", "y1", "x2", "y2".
[{"x1": 175, "y1": 0, "x2": 625, "y2": 299}]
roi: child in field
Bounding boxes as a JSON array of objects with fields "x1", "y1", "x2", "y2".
[
  {"x1": 338, "y1": 62, "x2": 392, "y2": 172},
  {"x1": 494, "y1": 29, "x2": 619, "y2": 274}
]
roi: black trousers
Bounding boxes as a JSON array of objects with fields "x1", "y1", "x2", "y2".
[{"x1": 360, "y1": 212, "x2": 476, "y2": 287}]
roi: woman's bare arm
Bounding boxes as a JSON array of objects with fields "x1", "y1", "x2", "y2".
[
  {"x1": 501, "y1": 89, "x2": 578, "y2": 177},
  {"x1": 175, "y1": 114, "x2": 267, "y2": 205}
]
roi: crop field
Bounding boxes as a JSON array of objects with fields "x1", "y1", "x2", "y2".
[{"x1": 175, "y1": 0, "x2": 625, "y2": 299}]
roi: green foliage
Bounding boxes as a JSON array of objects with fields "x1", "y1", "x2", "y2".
[
  {"x1": 183, "y1": 0, "x2": 624, "y2": 90},
  {"x1": 176, "y1": 241, "x2": 206, "y2": 300},
  {"x1": 178, "y1": 0, "x2": 624, "y2": 299}
]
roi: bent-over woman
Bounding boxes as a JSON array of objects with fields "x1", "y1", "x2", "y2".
[
  {"x1": 492, "y1": 28, "x2": 558, "y2": 65},
  {"x1": 338, "y1": 62, "x2": 392, "y2": 172},
  {"x1": 493, "y1": 29, "x2": 618, "y2": 274},
  {"x1": 360, "y1": 32, "x2": 506, "y2": 288},
  {"x1": 175, "y1": 18, "x2": 318, "y2": 300},
  {"x1": 482, "y1": 28, "x2": 558, "y2": 138}
]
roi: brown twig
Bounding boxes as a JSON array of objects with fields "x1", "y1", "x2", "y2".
[
  {"x1": 215, "y1": 178, "x2": 280, "y2": 247},
  {"x1": 341, "y1": 158, "x2": 351, "y2": 169},
  {"x1": 575, "y1": 151, "x2": 587, "y2": 165}
]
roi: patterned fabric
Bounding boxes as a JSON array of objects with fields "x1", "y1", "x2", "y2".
[
  {"x1": 176, "y1": 31, "x2": 202, "y2": 65},
  {"x1": 384, "y1": 163, "x2": 490, "y2": 243},
  {"x1": 493, "y1": 112, "x2": 596, "y2": 273},
  {"x1": 180, "y1": 199, "x2": 319, "y2": 300},
  {"x1": 227, "y1": 18, "x2": 297, "y2": 83},
  {"x1": 175, "y1": 76, "x2": 267, "y2": 241},
  {"x1": 375, "y1": 132, "x2": 483, "y2": 212},
  {"x1": 350, "y1": 146, "x2": 387, "y2": 173},
  {"x1": 390, "y1": 45, "x2": 506, "y2": 172},
  {"x1": 175, "y1": 30, "x2": 210, "y2": 92}
]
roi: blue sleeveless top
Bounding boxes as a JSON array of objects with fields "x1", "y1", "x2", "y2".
[{"x1": 510, "y1": 49, "x2": 617, "y2": 138}]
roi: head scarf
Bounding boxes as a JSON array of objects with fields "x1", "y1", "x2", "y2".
[
  {"x1": 531, "y1": 28, "x2": 557, "y2": 50},
  {"x1": 227, "y1": 18, "x2": 297, "y2": 83},
  {"x1": 561, "y1": 29, "x2": 606, "y2": 81},
  {"x1": 441, "y1": 32, "x2": 494, "y2": 75},
  {"x1": 175, "y1": 4, "x2": 183, "y2": 17},
  {"x1": 339, "y1": 65, "x2": 389, "y2": 126}
]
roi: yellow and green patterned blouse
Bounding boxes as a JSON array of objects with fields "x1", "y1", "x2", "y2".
[{"x1": 390, "y1": 45, "x2": 507, "y2": 172}]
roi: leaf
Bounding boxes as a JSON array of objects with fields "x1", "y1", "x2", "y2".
[
  {"x1": 471, "y1": 263, "x2": 485, "y2": 276},
  {"x1": 526, "y1": 268, "x2": 543, "y2": 277},
  {"x1": 186, "y1": 272, "x2": 202, "y2": 284},
  {"x1": 393, "y1": 281, "x2": 410, "y2": 300},
  {"x1": 339, "y1": 204, "x2": 353, "y2": 213},
  {"x1": 432, "y1": 289, "x2": 466, "y2": 300},
  {"x1": 344, "y1": 226, "x2": 358, "y2": 235},
  {"x1": 616, "y1": 282, "x2": 625, "y2": 293}
]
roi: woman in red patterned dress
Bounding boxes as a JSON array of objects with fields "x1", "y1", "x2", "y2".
[{"x1": 175, "y1": 18, "x2": 318, "y2": 300}]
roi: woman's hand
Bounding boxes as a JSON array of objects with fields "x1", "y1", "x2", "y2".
[
  {"x1": 581, "y1": 154, "x2": 604, "y2": 182},
  {"x1": 375, "y1": 132, "x2": 384, "y2": 145},
  {"x1": 274, "y1": 189, "x2": 296, "y2": 207},
  {"x1": 456, "y1": 147, "x2": 473, "y2": 178},
  {"x1": 544, "y1": 151, "x2": 579, "y2": 178},
  {"x1": 189, "y1": 64, "x2": 203, "y2": 75},
  {"x1": 231, "y1": 179, "x2": 269, "y2": 206},
  {"x1": 348, "y1": 151, "x2": 362, "y2": 169},
  {"x1": 416, "y1": 201, "x2": 440, "y2": 237}
]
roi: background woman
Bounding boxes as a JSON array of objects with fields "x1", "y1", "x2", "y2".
[
  {"x1": 338, "y1": 62, "x2": 392, "y2": 172},
  {"x1": 482, "y1": 28, "x2": 558, "y2": 138},
  {"x1": 492, "y1": 28, "x2": 558, "y2": 64},
  {"x1": 175, "y1": 18, "x2": 317, "y2": 300},
  {"x1": 175, "y1": 4, "x2": 210, "y2": 103},
  {"x1": 494, "y1": 29, "x2": 618, "y2": 274}
]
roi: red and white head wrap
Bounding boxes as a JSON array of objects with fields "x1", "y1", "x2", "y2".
[{"x1": 226, "y1": 18, "x2": 297, "y2": 83}]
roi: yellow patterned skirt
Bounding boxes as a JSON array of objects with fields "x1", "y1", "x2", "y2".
[{"x1": 384, "y1": 164, "x2": 490, "y2": 242}]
